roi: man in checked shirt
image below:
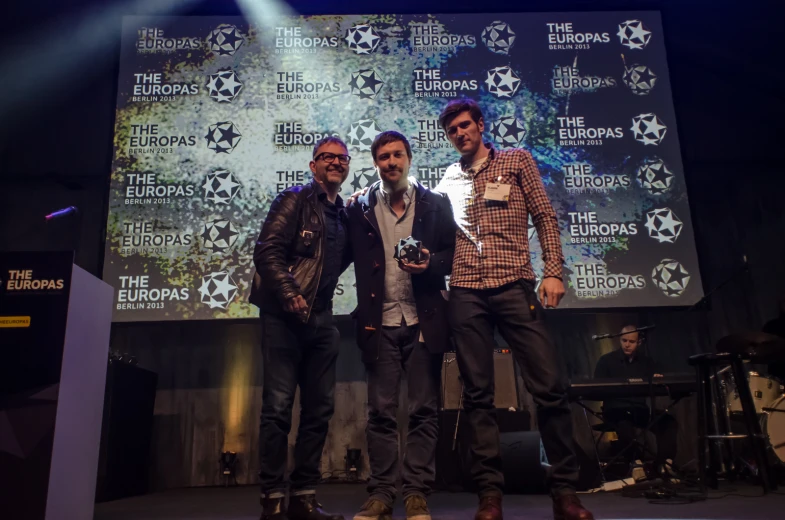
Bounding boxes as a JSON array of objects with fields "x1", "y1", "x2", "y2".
[{"x1": 434, "y1": 99, "x2": 593, "y2": 520}]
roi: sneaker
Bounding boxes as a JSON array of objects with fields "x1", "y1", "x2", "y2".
[
  {"x1": 404, "y1": 495, "x2": 432, "y2": 520},
  {"x1": 353, "y1": 498, "x2": 392, "y2": 520}
]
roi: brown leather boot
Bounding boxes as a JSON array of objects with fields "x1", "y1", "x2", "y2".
[
  {"x1": 474, "y1": 495, "x2": 503, "y2": 520},
  {"x1": 260, "y1": 496, "x2": 288, "y2": 520},
  {"x1": 553, "y1": 494, "x2": 594, "y2": 520}
]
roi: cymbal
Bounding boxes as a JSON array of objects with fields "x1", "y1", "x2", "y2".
[{"x1": 716, "y1": 332, "x2": 785, "y2": 362}]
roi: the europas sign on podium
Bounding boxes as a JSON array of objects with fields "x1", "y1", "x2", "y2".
[{"x1": 0, "y1": 251, "x2": 113, "y2": 520}]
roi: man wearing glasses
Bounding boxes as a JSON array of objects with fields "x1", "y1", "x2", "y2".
[{"x1": 250, "y1": 136, "x2": 352, "y2": 520}]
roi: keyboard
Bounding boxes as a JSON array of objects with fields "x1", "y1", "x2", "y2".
[{"x1": 568, "y1": 374, "x2": 697, "y2": 401}]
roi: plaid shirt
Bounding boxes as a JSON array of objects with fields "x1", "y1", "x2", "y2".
[{"x1": 435, "y1": 144, "x2": 564, "y2": 290}]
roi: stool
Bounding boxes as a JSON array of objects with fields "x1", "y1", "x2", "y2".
[{"x1": 689, "y1": 351, "x2": 776, "y2": 493}]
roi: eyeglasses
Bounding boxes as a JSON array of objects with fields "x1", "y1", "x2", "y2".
[{"x1": 314, "y1": 152, "x2": 351, "y2": 165}]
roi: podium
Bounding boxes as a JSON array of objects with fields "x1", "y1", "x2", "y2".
[{"x1": 0, "y1": 251, "x2": 113, "y2": 520}]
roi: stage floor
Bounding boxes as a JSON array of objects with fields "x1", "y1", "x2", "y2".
[{"x1": 94, "y1": 483, "x2": 785, "y2": 519}]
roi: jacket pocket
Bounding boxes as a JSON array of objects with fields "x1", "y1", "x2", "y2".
[{"x1": 293, "y1": 228, "x2": 320, "y2": 258}]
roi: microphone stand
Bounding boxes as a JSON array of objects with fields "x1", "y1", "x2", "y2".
[{"x1": 4, "y1": 210, "x2": 83, "y2": 266}]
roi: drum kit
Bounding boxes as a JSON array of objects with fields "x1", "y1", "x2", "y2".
[{"x1": 716, "y1": 367, "x2": 785, "y2": 466}]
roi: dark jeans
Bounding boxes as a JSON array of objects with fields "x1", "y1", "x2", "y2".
[
  {"x1": 603, "y1": 407, "x2": 678, "y2": 466},
  {"x1": 448, "y1": 279, "x2": 578, "y2": 497},
  {"x1": 258, "y1": 309, "x2": 340, "y2": 498},
  {"x1": 365, "y1": 323, "x2": 443, "y2": 506}
]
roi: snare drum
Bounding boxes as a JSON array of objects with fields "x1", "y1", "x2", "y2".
[
  {"x1": 727, "y1": 372, "x2": 783, "y2": 414},
  {"x1": 762, "y1": 396, "x2": 785, "y2": 465}
]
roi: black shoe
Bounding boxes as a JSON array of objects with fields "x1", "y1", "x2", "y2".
[
  {"x1": 288, "y1": 494, "x2": 345, "y2": 520},
  {"x1": 261, "y1": 496, "x2": 288, "y2": 520}
]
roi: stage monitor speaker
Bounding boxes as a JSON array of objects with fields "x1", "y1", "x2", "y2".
[
  {"x1": 442, "y1": 351, "x2": 518, "y2": 410},
  {"x1": 500, "y1": 431, "x2": 549, "y2": 494},
  {"x1": 95, "y1": 362, "x2": 158, "y2": 502},
  {"x1": 436, "y1": 409, "x2": 534, "y2": 492}
]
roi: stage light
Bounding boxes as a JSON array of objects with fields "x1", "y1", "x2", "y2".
[
  {"x1": 236, "y1": 0, "x2": 298, "y2": 31},
  {"x1": 219, "y1": 450, "x2": 238, "y2": 486}
]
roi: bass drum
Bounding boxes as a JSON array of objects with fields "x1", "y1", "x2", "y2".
[
  {"x1": 762, "y1": 396, "x2": 785, "y2": 465},
  {"x1": 728, "y1": 372, "x2": 783, "y2": 414}
]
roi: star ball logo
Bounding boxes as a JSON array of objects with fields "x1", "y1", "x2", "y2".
[
  {"x1": 202, "y1": 170, "x2": 241, "y2": 204},
  {"x1": 489, "y1": 116, "x2": 526, "y2": 148},
  {"x1": 485, "y1": 66, "x2": 521, "y2": 98},
  {"x1": 347, "y1": 119, "x2": 382, "y2": 152},
  {"x1": 345, "y1": 24, "x2": 380, "y2": 54},
  {"x1": 637, "y1": 158, "x2": 675, "y2": 195},
  {"x1": 206, "y1": 69, "x2": 243, "y2": 103},
  {"x1": 205, "y1": 121, "x2": 242, "y2": 154},
  {"x1": 394, "y1": 237, "x2": 423, "y2": 263},
  {"x1": 198, "y1": 271, "x2": 239, "y2": 309},
  {"x1": 349, "y1": 167, "x2": 379, "y2": 192},
  {"x1": 618, "y1": 20, "x2": 652, "y2": 50},
  {"x1": 645, "y1": 208, "x2": 683, "y2": 243},
  {"x1": 481, "y1": 21, "x2": 516, "y2": 55},
  {"x1": 652, "y1": 259, "x2": 690, "y2": 297},
  {"x1": 200, "y1": 218, "x2": 239, "y2": 253},
  {"x1": 349, "y1": 69, "x2": 384, "y2": 100},
  {"x1": 630, "y1": 113, "x2": 667, "y2": 145},
  {"x1": 206, "y1": 24, "x2": 244, "y2": 56},
  {"x1": 622, "y1": 64, "x2": 657, "y2": 95}
]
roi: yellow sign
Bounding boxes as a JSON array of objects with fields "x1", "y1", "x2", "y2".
[{"x1": 0, "y1": 316, "x2": 31, "y2": 328}]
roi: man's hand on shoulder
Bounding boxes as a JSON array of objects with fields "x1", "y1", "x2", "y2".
[
  {"x1": 347, "y1": 186, "x2": 370, "y2": 206},
  {"x1": 538, "y1": 276, "x2": 565, "y2": 308}
]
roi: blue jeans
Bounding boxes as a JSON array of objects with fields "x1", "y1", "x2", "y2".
[
  {"x1": 258, "y1": 309, "x2": 340, "y2": 498},
  {"x1": 365, "y1": 322, "x2": 443, "y2": 505}
]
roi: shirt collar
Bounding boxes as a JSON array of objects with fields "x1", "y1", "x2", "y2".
[
  {"x1": 459, "y1": 142, "x2": 496, "y2": 171},
  {"x1": 313, "y1": 179, "x2": 344, "y2": 208},
  {"x1": 379, "y1": 179, "x2": 415, "y2": 206}
]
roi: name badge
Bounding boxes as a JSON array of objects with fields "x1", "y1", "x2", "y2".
[{"x1": 484, "y1": 183, "x2": 511, "y2": 201}]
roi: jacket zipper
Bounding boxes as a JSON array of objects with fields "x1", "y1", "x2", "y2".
[{"x1": 304, "y1": 195, "x2": 324, "y2": 324}]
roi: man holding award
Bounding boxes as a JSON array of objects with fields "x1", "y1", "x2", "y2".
[{"x1": 345, "y1": 131, "x2": 456, "y2": 520}]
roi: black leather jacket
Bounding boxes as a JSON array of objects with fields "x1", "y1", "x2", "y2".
[{"x1": 250, "y1": 180, "x2": 335, "y2": 323}]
